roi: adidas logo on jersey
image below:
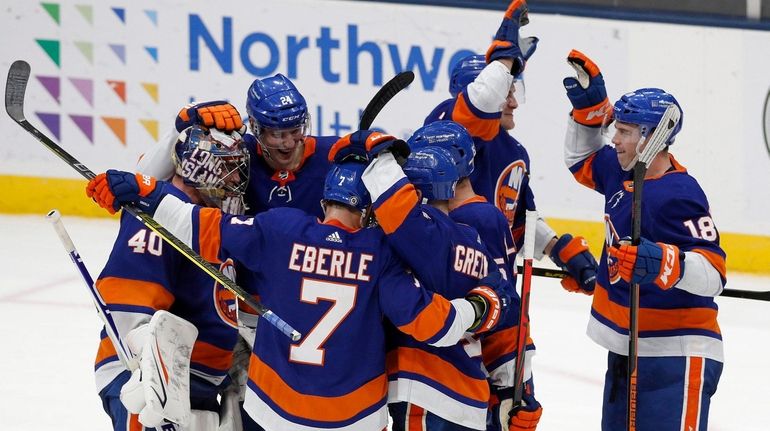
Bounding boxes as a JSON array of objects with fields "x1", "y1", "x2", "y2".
[{"x1": 325, "y1": 231, "x2": 342, "y2": 243}]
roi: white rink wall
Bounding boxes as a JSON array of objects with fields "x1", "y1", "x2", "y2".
[{"x1": 2, "y1": 0, "x2": 770, "y2": 237}]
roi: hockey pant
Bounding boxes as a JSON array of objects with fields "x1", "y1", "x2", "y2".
[{"x1": 602, "y1": 351, "x2": 722, "y2": 431}]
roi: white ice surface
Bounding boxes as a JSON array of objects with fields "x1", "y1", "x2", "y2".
[{"x1": 0, "y1": 213, "x2": 768, "y2": 430}]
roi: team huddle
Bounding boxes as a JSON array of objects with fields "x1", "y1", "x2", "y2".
[{"x1": 82, "y1": 1, "x2": 727, "y2": 430}]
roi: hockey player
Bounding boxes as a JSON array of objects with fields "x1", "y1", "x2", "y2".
[
  {"x1": 85, "y1": 159, "x2": 513, "y2": 431},
  {"x1": 561, "y1": 50, "x2": 726, "y2": 430},
  {"x1": 424, "y1": 0, "x2": 599, "y2": 298},
  {"x1": 407, "y1": 120, "x2": 540, "y2": 431},
  {"x1": 329, "y1": 130, "x2": 530, "y2": 430},
  {"x1": 137, "y1": 74, "x2": 337, "y2": 218},
  {"x1": 88, "y1": 125, "x2": 252, "y2": 430}
]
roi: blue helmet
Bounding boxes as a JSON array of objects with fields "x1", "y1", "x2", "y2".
[
  {"x1": 323, "y1": 162, "x2": 371, "y2": 211},
  {"x1": 408, "y1": 121, "x2": 476, "y2": 178},
  {"x1": 403, "y1": 147, "x2": 459, "y2": 201},
  {"x1": 246, "y1": 74, "x2": 310, "y2": 135},
  {"x1": 449, "y1": 54, "x2": 485, "y2": 97},
  {"x1": 613, "y1": 88, "x2": 683, "y2": 145}
]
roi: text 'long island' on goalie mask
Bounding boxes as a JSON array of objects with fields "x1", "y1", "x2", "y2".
[{"x1": 173, "y1": 125, "x2": 251, "y2": 215}]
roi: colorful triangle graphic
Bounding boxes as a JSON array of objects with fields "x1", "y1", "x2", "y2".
[
  {"x1": 106, "y1": 80, "x2": 126, "y2": 103},
  {"x1": 35, "y1": 39, "x2": 60, "y2": 67},
  {"x1": 75, "y1": 4, "x2": 93, "y2": 25},
  {"x1": 74, "y1": 41, "x2": 93, "y2": 64},
  {"x1": 111, "y1": 7, "x2": 126, "y2": 23},
  {"x1": 140, "y1": 82, "x2": 159, "y2": 103},
  {"x1": 36, "y1": 112, "x2": 61, "y2": 141},
  {"x1": 102, "y1": 117, "x2": 126, "y2": 145},
  {"x1": 109, "y1": 44, "x2": 126, "y2": 64},
  {"x1": 144, "y1": 46, "x2": 158, "y2": 63},
  {"x1": 69, "y1": 78, "x2": 93, "y2": 106},
  {"x1": 36, "y1": 76, "x2": 60, "y2": 104},
  {"x1": 41, "y1": 3, "x2": 60, "y2": 25},
  {"x1": 144, "y1": 10, "x2": 157, "y2": 26},
  {"x1": 139, "y1": 119, "x2": 159, "y2": 141},
  {"x1": 69, "y1": 115, "x2": 94, "y2": 143}
]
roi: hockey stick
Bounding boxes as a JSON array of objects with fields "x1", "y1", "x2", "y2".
[
  {"x1": 359, "y1": 71, "x2": 415, "y2": 129},
  {"x1": 626, "y1": 103, "x2": 681, "y2": 431},
  {"x1": 516, "y1": 266, "x2": 770, "y2": 301},
  {"x1": 47, "y1": 209, "x2": 133, "y2": 368},
  {"x1": 512, "y1": 210, "x2": 537, "y2": 408},
  {"x1": 5, "y1": 60, "x2": 300, "y2": 342}
]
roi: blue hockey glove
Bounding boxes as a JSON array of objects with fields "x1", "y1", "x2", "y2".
[
  {"x1": 608, "y1": 237, "x2": 684, "y2": 290},
  {"x1": 562, "y1": 50, "x2": 611, "y2": 127},
  {"x1": 86, "y1": 170, "x2": 165, "y2": 215},
  {"x1": 466, "y1": 271, "x2": 512, "y2": 334},
  {"x1": 486, "y1": 0, "x2": 531, "y2": 75},
  {"x1": 175, "y1": 100, "x2": 245, "y2": 133},
  {"x1": 549, "y1": 234, "x2": 598, "y2": 295}
]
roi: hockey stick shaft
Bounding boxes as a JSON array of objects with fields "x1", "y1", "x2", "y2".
[
  {"x1": 627, "y1": 103, "x2": 680, "y2": 431},
  {"x1": 47, "y1": 209, "x2": 133, "y2": 368},
  {"x1": 513, "y1": 210, "x2": 537, "y2": 407},
  {"x1": 6, "y1": 60, "x2": 300, "y2": 341},
  {"x1": 359, "y1": 71, "x2": 415, "y2": 129},
  {"x1": 517, "y1": 266, "x2": 769, "y2": 301}
]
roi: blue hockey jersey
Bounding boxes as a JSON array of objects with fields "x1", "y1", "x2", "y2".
[
  {"x1": 149, "y1": 197, "x2": 477, "y2": 431},
  {"x1": 94, "y1": 186, "x2": 240, "y2": 398},
  {"x1": 569, "y1": 146, "x2": 726, "y2": 361},
  {"x1": 370, "y1": 175, "x2": 516, "y2": 430}
]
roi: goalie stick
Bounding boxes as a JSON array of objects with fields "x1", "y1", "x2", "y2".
[
  {"x1": 5, "y1": 60, "x2": 300, "y2": 342},
  {"x1": 47, "y1": 209, "x2": 132, "y2": 368},
  {"x1": 359, "y1": 70, "x2": 415, "y2": 129},
  {"x1": 626, "y1": 103, "x2": 681, "y2": 431},
  {"x1": 516, "y1": 266, "x2": 770, "y2": 301}
]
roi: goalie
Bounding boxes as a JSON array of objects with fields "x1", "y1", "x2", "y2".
[{"x1": 90, "y1": 124, "x2": 257, "y2": 430}]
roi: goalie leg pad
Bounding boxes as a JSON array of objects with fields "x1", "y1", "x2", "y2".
[{"x1": 120, "y1": 310, "x2": 199, "y2": 428}]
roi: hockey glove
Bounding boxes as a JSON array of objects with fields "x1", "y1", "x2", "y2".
[
  {"x1": 608, "y1": 237, "x2": 684, "y2": 290},
  {"x1": 175, "y1": 100, "x2": 245, "y2": 133},
  {"x1": 486, "y1": 0, "x2": 531, "y2": 75},
  {"x1": 328, "y1": 130, "x2": 410, "y2": 164},
  {"x1": 490, "y1": 381, "x2": 543, "y2": 431},
  {"x1": 466, "y1": 271, "x2": 512, "y2": 334},
  {"x1": 549, "y1": 234, "x2": 598, "y2": 295},
  {"x1": 563, "y1": 49, "x2": 612, "y2": 127},
  {"x1": 86, "y1": 170, "x2": 165, "y2": 215}
]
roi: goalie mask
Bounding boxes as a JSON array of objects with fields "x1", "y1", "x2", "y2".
[{"x1": 173, "y1": 125, "x2": 250, "y2": 214}]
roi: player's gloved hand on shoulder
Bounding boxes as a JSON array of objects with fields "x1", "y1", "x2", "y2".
[
  {"x1": 466, "y1": 271, "x2": 512, "y2": 334},
  {"x1": 486, "y1": 0, "x2": 531, "y2": 75},
  {"x1": 175, "y1": 100, "x2": 245, "y2": 133},
  {"x1": 330, "y1": 130, "x2": 410, "y2": 164},
  {"x1": 86, "y1": 170, "x2": 165, "y2": 215},
  {"x1": 608, "y1": 237, "x2": 684, "y2": 290},
  {"x1": 549, "y1": 234, "x2": 598, "y2": 295},
  {"x1": 490, "y1": 381, "x2": 543, "y2": 431},
  {"x1": 563, "y1": 49, "x2": 611, "y2": 127}
]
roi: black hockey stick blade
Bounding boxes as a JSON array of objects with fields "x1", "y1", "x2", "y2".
[
  {"x1": 6, "y1": 60, "x2": 30, "y2": 122},
  {"x1": 359, "y1": 70, "x2": 415, "y2": 129},
  {"x1": 517, "y1": 265, "x2": 770, "y2": 301},
  {"x1": 5, "y1": 60, "x2": 301, "y2": 341}
]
